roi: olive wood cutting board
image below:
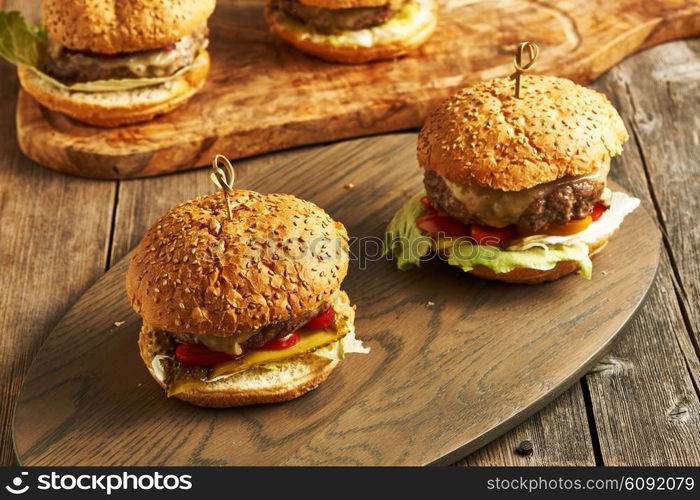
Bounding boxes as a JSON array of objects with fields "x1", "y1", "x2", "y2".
[
  {"x1": 13, "y1": 133, "x2": 660, "y2": 465},
  {"x1": 15, "y1": 0, "x2": 700, "y2": 179}
]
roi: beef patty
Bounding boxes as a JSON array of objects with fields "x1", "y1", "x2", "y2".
[
  {"x1": 423, "y1": 169, "x2": 605, "y2": 232},
  {"x1": 43, "y1": 25, "x2": 209, "y2": 83},
  {"x1": 276, "y1": 0, "x2": 399, "y2": 33},
  {"x1": 170, "y1": 300, "x2": 331, "y2": 351}
]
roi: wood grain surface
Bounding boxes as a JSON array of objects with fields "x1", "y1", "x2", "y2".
[
  {"x1": 0, "y1": 0, "x2": 116, "y2": 466},
  {"x1": 14, "y1": 0, "x2": 700, "y2": 179},
  {"x1": 581, "y1": 45, "x2": 700, "y2": 466},
  {"x1": 2, "y1": 0, "x2": 700, "y2": 467},
  {"x1": 12, "y1": 137, "x2": 660, "y2": 465}
]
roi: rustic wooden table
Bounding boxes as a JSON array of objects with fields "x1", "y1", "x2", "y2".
[{"x1": 1, "y1": 2, "x2": 699, "y2": 465}]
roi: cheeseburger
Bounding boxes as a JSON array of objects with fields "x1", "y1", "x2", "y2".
[
  {"x1": 384, "y1": 75, "x2": 640, "y2": 284},
  {"x1": 3, "y1": 0, "x2": 214, "y2": 126},
  {"x1": 127, "y1": 190, "x2": 368, "y2": 407},
  {"x1": 264, "y1": 0, "x2": 438, "y2": 63}
]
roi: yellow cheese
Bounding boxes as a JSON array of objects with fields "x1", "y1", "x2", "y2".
[{"x1": 209, "y1": 327, "x2": 346, "y2": 379}]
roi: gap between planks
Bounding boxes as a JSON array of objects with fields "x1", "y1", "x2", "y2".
[
  {"x1": 105, "y1": 181, "x2": 121, "y2": 272},
  {"x1": 623, "y1": 70, "x2": 700, "y2": 399}
]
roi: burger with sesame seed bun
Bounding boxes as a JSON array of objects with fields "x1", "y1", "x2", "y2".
[
  {"x1": 127, "y1": 190, "x2": 368, "y2": 407},
  {"x1": 384, "y1": 74, "x2": 641, "y2": 284},
  {"x1": 264, "y1": 0, "x2": 438, "y2": 63},
  {"x1": 1, "y1": 0, "x2": 214, "y2": 127}
]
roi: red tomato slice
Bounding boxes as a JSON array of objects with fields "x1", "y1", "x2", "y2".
[
  {"x1": 470, "y1": 224, "x2": 517, "y2": 247},
  {"x1": 591, "y1": 202, "x2": 607, "y2": 221},
  {"x1": 416, "y1": 214, "x2": 470, "y2": 237},
  {"x1": 175, "y1": 344, "x2": 240, "y2": 366},
  {"x1": 420, "y1": 196, "x2": 437, "y2": 214},
  {"x1": 303, "y1": 307, "x2": 336, "y2": 330},
  {"x1": 254, "y1": 331, "x2": 301, "y2": 351}
]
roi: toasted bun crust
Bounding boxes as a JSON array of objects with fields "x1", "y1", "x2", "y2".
[
  {"x1": 265, "y1": 0, "x2": 437, "y2": 63},
  {"x1": 468, "y1": 234, "x2": 610, "y2": 285},
  {"x1": 127, "y1": 190, "x2": 349, "y2": 337},
  {"x1": 417, "y1": 75, "x2": 629, "y2": 191},
  {"x1": 41, "y1": 0, "x2": 216, "y2": 53},
  {"x1": 138, "y1": 324, "x2": 338, "y2": 407},
  {"x1": 17, "y1": 51, "x2": 209, "y2": 127},
  {"x1": 298, "y1": 0, "x2": 391, "y2": 8}
]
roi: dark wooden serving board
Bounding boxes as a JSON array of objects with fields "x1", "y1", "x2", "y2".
[
  {"x1": 13, "y1": 133, "x2": 660, "y2": 465},
  {"x1": 15, "y1": 0, "x2": 700, "y2": 179}
]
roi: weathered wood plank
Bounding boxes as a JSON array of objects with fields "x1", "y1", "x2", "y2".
[
  {"x1": 584, "y1": 43, "x2": 700, "y2": 465},
  {"x1": 460, "y1": 384, "x2": 596, "y2": 466},
  {"x1": 621, "y1": 40, "x2": 700, "y2": 384},
  {"x1": 0, "y1": 74, "x2": 116, "y2": 469}
]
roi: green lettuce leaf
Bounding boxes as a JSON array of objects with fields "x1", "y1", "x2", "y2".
[
  {"x1": 0, "y1": 11, "x2": 203, "y2": 93},
  {"x1": 382, "y1": 192, "x2": 432, "y2": 270},
  {"x1": 382, "y1": 190, "x2": 593, "y2": 279},
  {"x1": 0, "y1": 11, "x2": 47, "y2": 67},
  {"x1": 447, "y1": 241, "x2": 592, "y2": 279}
]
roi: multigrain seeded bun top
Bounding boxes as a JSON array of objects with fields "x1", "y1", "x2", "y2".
[
  {"x1": 40, "y1": 0, "x2": 216, "y2": 53},
  {"x1": 417, "y1": 75, "x2": 629, "y2": 191},
  {"x1": 126, "y1": 190, "x2": 349, "y2": 337}
]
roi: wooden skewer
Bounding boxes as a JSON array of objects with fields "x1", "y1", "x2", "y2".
[
  {"x1": 210, "y1": 154, "x2": 236, "y2": 221},
  {"x1": 510, "y1": 41, "x2": 540, "y2": 98}
]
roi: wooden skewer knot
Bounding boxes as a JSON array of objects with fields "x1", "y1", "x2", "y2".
[
  {"x1": 510, "y1": 41, "x2": 540, "y2": 99},
  {"x1": 210, "y1": 154, "x2": 236, "y2": 221}
]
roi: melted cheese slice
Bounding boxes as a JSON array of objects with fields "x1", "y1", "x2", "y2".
[
  {"x1": 443, "y1": 163, "x2": 611, "y2": 228},
  {"x1": 209, "y1": 327, "x2": 346, "y2": 379}
]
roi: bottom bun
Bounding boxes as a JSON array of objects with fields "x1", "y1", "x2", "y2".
[
  {"x1": 264, "y1": 0, "x2": 437, "y2": 63},
  {"x1": 468, "y1": 235, "x2": 611, "y2": 285},
  {"x1": 17, "y1": 51, "x2": 209, "y2": 127},
  {"x1": 138, "y1": 323, "x2": 338, "y2": 408}
]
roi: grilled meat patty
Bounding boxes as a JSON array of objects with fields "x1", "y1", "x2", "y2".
[
  {"x1": 170, "y1": 300, "x2": 331, "y2": 351},
  {"x1": 517, "y1": 179, "x2": 604, "y2": 230},
  {"x1": 276, "y1": 0, "x2": 400, "y2": 33},
  {"x1": 42, "y1": 25, "x2": 209, "y2": 83},
  {"x1": 423, "y1": 169, "x2": 605, "y2": 232}
]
